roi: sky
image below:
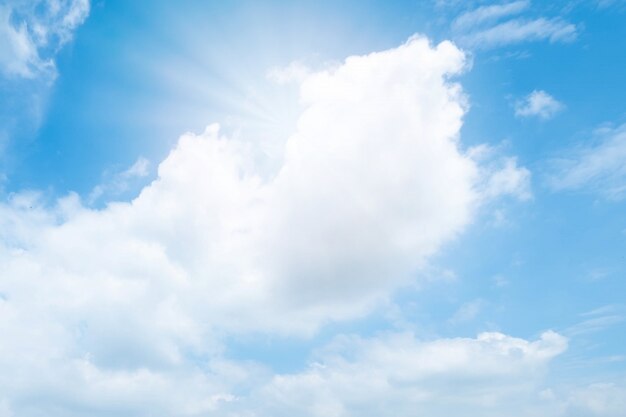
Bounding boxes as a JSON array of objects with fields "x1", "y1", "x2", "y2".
[{"x1": 0, "y1": 0, "x2": 625, "y2": 416}]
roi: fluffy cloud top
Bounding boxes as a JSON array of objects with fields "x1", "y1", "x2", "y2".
[
  {"x1": 1, "y1": 35, "x2": 482, "y2": 335},
  {"x1": 0, "y1": 36, "x2": 532, "y2": 415}
]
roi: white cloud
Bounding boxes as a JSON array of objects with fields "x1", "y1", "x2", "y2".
[
  {"x1": 0, "y1": 36, "x2": 532, "y2": 415},
  {"x1": 452, "y1": 1, "x2": 530, "y2": 31},
  {"x1": 460, "y1": 17, "x2": 577, "y2": 49},
  {"x1": 596, "y1": 0, "x2": 626, "y2": 9},
  {"x1": 515, "y1": 90, "x2": 564, "y2": 119},
  {"x1": 88, "y1": 157, "x2": 151, "y2": 204},
  {"x1": 565, "y1": 305, "x2": 625, "y2": 336},
  {"x1": 123, "y1": 156, "x2": 150, "y2": 178},
  {"x1": 267, "y1": 61, "x2": 312, "y2": 85},
  {"x1": 452, "y1": 2, "x2": 578, "y2": 50},
  {"x1": 565, "y1": 315, "x2": 624, "y2": 336},
  {"x1": 548, "y1": 123, "x2": 626, "y2": 199},
  {"x1": 0, "y1": 5, "x2": 47, "y2": 78},
  {"x1": 566, "y1": 383, "x2": 626, "y2": 417},
  {"x1": 449, "y1": 298, "x2": 485, "y2": 323},
  {"x1": 253, "y1": 331, "x2": 568, "y2": 417},
  {"x1": 485, "y1": 157, "x2": 533, "y2": 200},
  {"x1": 1, "y1": 36, "x2": 479, "y2": 334},
  {"x1": 470, "y1": 145, "x2": 533, "y2": 200},
  {"x1": 0, "y1": 0, "x2": 89, "y2": 78},
  {"x1": 0, "y1": 0, "x2": 90, "y2": 154}
]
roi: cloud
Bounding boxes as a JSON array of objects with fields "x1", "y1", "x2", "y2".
[
  {"x1": 267, "y1": 61, "x2": 312, "y2": 85},
  {"x1": 0, "y1": 0, "x2": 89, "y2": 79},
  {"x1": 485, "y1": 157, "x2": 532, "y2": 200},
  {"x1": 0, "y1": 0, "x2": 90, "y2": 156},
  {"x1": 0, "y1": 36, "x2": 532, "y2": 415},
  {"x1": 565, "y1": 305, "x2": 625, "y2": 336},
  {"x1": 565, "y1": 315, "x2": 625, "y2": 336},
  {"x1": 566, "y1": 383, "x2": 626, "y2": 417},
  {"x1": 596, "y1": 0, "x2": 626, "y2": 9},
  {"x1": 461, "y1": 18, "x2": 577, "y2": 49},
  {"x1": 452, "y1": 1, "x2": 530, "y2": 31},
  {"x1": 515, "y1": 90, "x2": 564, "y2": 119},
  {"x1": 452, "y1": 2, "x2": 578, "y2": 50},
  {"x1": 88, "y1": 157, "x2": 151, "y2": 204},
  {"x1": 449, "y1": 298, "x2": 485, "y2": 323},
  {"x1": 0, "y1": 5, "x2": 47, "y2": 78},
  {"x1": 470, "y1": 145, "x2": 532, "y2": 200},
  {"x1": 253, "y1": 331, "x2": 568, "y2": 417},
  {"x1": 548, "y1": 123, "x2": 626, "y2": 199}
]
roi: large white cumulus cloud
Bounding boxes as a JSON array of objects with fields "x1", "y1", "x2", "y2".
[
  {"x1": 0, "y1": 36, "x2": 534, "y2": 415},
  {"x1": 2, "y1": 36, "x2": 480, "y2": 334}
]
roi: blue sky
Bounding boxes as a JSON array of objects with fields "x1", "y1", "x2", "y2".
[{"x1": 1, "y1": 1, "x2": 625, "y2": 416}]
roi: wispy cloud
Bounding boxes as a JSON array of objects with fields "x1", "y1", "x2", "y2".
[
  {"x1": 267, "y1": 61, "x2": 311, "y2": 85},
  {"x1": 581, "y1": 305, "x2": 623, "y2": 317},
  {"x1": 0, "y1": 0, "x2": 90, "y2": 79},
  {"x1": 515, "y1": 90, "x2": 564, "y2": 119},
  {"x1": 565, "y1": 315, "x2": 625, "y2": 336},
  {"x1": 459, "y1": 17, "x2": 577, "y2": 49},
  {"x1": 564, "y1": 305, "x2": 625, "y2": 336},
  {"x1": 0, "y1": 0, "x2": 90, "y2": 154},
  {"x1": 548, "y1": 123, "x2": 626, "y2": 199},
  {"x1": 596, "y1": 0, "x2": 626, "y2": 9},
  {"x1": 452, "y1": 0, "x2": 530, "y2": 31},
  {"x1": 0, "y1": 6, "x2": 47, "y2": 78},
  {"x1": 449, "y1": 299, "x2": 485, "y2": 324},
  {"x1": 88, "y1": 157, "x2": 151, "y2": 204},
  {"x1": 452, "y1": 1, "x2": 578, "y2": 50}
]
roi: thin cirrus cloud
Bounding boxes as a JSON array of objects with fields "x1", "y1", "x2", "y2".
[
  {"x1": 451, "y1": 0, "x2": 531, "y2": 31},
  {"x1": 452, "y1": 1, "x2": 578, "y2": 49},
  {"x1": 515, "y1": 90, "x2": 565, "y2": 120},
  {"x1": 0, "y1": 0, "x2": 90, "y2": 155},
  {"x1": 0, "y1": 0, "x2": 89, "y2": 79},
  {"x1": 87, "y1": 157, "x2": 151, "y2": 204},
  {"x1": 548, "y1": 123, "x2": 626, "y2": 199},
  {"x1": 0, "y1": 36, "x2": 535, "y2": 416}
]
